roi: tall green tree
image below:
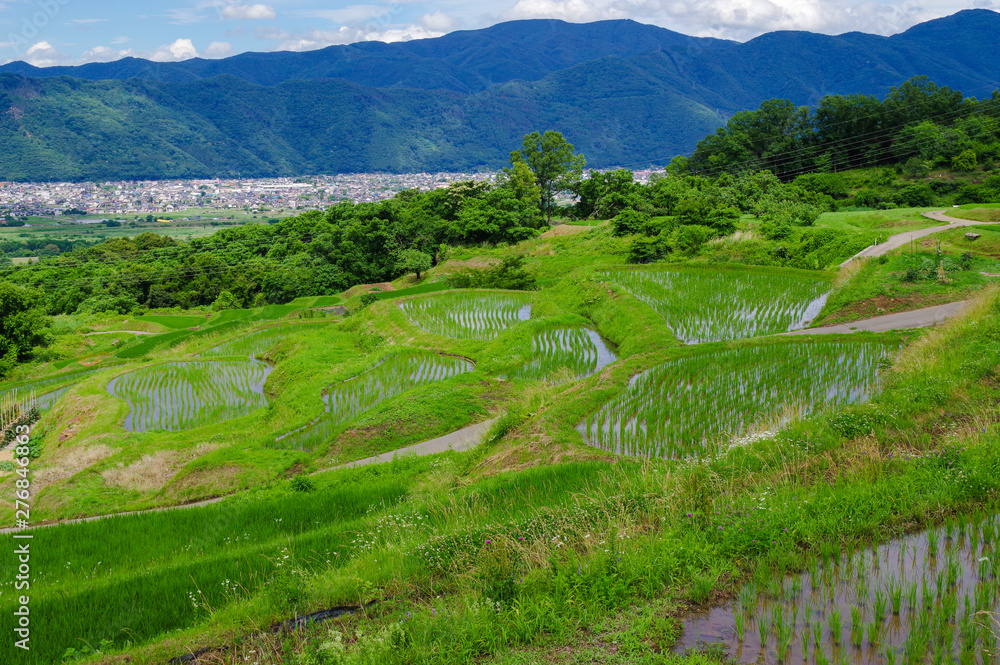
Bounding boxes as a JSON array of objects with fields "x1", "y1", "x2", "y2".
[
  {"x1": 0, "y1": 282, "x2": 49, "y2": 377},
  {"x1": 510, "y1": 131, "x2": 586, "y2": 221}
]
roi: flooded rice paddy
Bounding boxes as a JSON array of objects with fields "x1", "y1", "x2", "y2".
[
  {"x1": 678, "y1": 514, "x2": 1000, "y2": 664},
  {"x1": 514, "y1": 327, "x2": 617, "y2": 382},
  {"x1": 107, "y1": 359, "x2": 272, "y2": 432},
  {"x1": 274, "y1": 351, "x2": 475, "y2": 450},
  {"x1": 604, "y1": 269, "x2": 830, "y2": 343},
  {"x1": 399, "y1": 293, "x2": 531, "y2": 340},
  {"x1": 200, "y1": 323, "x2": 324, "y2": 358},
  {"x1": 579, "y1": 341, "x2": 893, "y2": 459}
]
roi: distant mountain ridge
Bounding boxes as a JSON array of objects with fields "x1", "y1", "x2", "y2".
[
  {"x1": 1, "y1": 10, "x2": 999, "y2": 181},
  {"x1": 0, "y1": 20, "x2": 734, "y2": 92}
]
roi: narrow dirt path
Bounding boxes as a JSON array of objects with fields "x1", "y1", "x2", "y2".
[
  {"x1": 0, "y1": 495, "x2": 228, "y2": 534},
  {"x1": 1, "y1": 419, "x2": 498, "y2": 532},
  {"x1": 83, "y1": 330, "x2": 159, "y2": 336},
  {"x1": 327, "y1": 418, "x2": 497, "y2": 471},
  {"x1": 839, "y1": 210, "x2": 995, "y2": 267}
]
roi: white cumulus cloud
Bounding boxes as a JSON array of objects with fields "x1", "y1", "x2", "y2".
[
  {"x1": 150, "y1": 38, "x2": 199, "y2": 62},
  {"x1": 221, "y1": 4, "x2": 277, "y2": 20},
  {"x1": 420, "y1": 11, "x2": 456, "y2": 32},
  {"x1": 81, "y1": 45, "x2": 130, "y2": 62},
  {"x1": 23, "y1": 41, "x2": 71, "y2": 67},
  {"x1": 499, "y1": 0, "x2": 992, "y2": 40},
  {"x1": 204, "y1": 41, "x2": 235, "y2": 57}
]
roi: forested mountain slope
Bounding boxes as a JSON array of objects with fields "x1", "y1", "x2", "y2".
[{"x1": 0, "y1": 10, "x2": 998, "y2": 180}]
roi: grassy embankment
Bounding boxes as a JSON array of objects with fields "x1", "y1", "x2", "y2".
[
  {"x1": 3, "y1": 286, "x2": 997, "y2": 664},
  {"x1": 2, "y1": 208, "x2": 1000, "y2": 663}
]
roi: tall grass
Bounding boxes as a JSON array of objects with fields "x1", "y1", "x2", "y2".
[{"x1": 0, "y1": 474, "x2": 409, "y2": 665}]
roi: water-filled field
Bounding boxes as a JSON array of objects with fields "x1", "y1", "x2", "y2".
[
  {"x1": 0, "y1": 368, "x2": 103, "y2": 418},
  {"x1": 678, "y1": 514, "x2": 1000, "y2": 664},
  {"x1": 579, "y1": 341, "x2": 893, "y2": 459},
  {"x1": 514, "y1": 327, "x2": 617, "y2": 382},
  {"x1": 604, "y1": 269, "x2": 830, "y2": 343},
  {"x1": 107, "y1": 360, "x2": 272, "y2": 432},
  {"x1": 275, "y1": 351, "x2": 475, "y2": 450},
  {"x1": 399, "y1": 292, "x2": 531, "y2": 340},
  {"x1": 201, "y1": 323, "x2": 324, "y2": 358}
]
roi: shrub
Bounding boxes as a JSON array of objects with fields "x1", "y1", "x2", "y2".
[
  {"x1": 289, "y1": 476, "x2": 315, "y2": 492},
  {"x1": 212, "y1": 290, "x2": 241, "y2": 311},
  {"x1": 894, "y1": 184, "x2": 936, "y2": 207},
  {"x1": 952, "y1": 149, "x2": 979, "y2": 172},
  {"x1": 449, "y1": 256, "x2": 536, "y2": 290},
  {"x1": 610, "y1": 208, "x2": 651, "y2": 237},
  {"x1": 76, "y1": 293, "x2": 139, "y2": 315},
  {"x1": 673, "y1": 225, "x2": 714, "y2": 255},
  {"x1": 627, "y1": 235, "x2": 672, "y2": 264}
]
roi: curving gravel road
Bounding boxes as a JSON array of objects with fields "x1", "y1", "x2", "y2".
[{"x1": 839, "y1": 210, "x2": 995, "y2": 267}]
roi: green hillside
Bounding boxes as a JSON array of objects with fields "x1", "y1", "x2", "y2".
[{"x1": 2, "y1": 181, "x2": 1000, "y2": 662}]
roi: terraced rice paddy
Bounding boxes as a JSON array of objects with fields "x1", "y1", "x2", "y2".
[
  {"x1": 275, "y1": 351, "x2": 475, "y2": 450},
  {"x1": 0, "y1": 368, "x2": 103, "y2": 417},
  {"x1": 679, "y1": 514, "x2": 1000, "y2": 664},
  {"x1": 107, "y1": 360, "x2": 272, "y2": 432},
  {"x1": 399, "y1": 292, "x2": 531, "y2": 340},
  {"x1": 604, "y1": 269, "x2": 830, "y2": 343},
  {"x1": 579, "y1": 341, "x2": 893, "y2": 459},
  {"x1": 514, "y1": 327, "x2": 617, "y2": 382},
  {"x1": 201, "y1": 324, "x2": 324, "y2": 358}
]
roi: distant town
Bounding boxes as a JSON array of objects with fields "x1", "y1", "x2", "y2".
[{"x1": 0, "y1": 170, "x2": 662, "y2": 220}]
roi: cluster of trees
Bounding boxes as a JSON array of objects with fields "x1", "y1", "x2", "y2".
[
  {"x1": 0, "y1": 282, "x2": 49, "y2": 376},
  {"x1": 0, "y1": 237, "x2": 98, "y2": 262},
  {"x1": 687, "y1": 77, "x2": 1000, "y2": 182},
  {"x1": 0, "y1": 132, "x2": 585, "y2": 315},
  {"x1": 588, "y1": 168, "x2": 833, "y2": 263}
]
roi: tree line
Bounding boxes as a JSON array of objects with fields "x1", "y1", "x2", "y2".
[{"x1": 686, "y1": 76, "x2": 1000, "y2": 182}]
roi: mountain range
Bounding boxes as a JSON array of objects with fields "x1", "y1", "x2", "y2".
[{"x1": 1, "y1": 9, "x2": 999, "y2": 181}]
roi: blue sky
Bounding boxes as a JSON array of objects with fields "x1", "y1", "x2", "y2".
[{"x1": 0, "y1": 0, "x2": 995, "y2": 66}]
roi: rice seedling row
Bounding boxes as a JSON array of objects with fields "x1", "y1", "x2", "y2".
[
  {"x1": 0, "y1": 477, "x2": 409, "y2": 665},
  {"x1": 679, "y1": 513, "x2": 1000, "y2": 664},
  {"x1": 200, "y1": 323, "x2": 325, "y2": 358},
  {"x1": 274, "y1": 351, "x2": 475, "y2": 450},
  {"x1": 579, "y1": 341, "x2": 893, "y2": 460},
  {"x1": 399, "y1": 292, "x2": 531, "y2": 340},
  {"x1": 513, "y1": 327, "x2": 617, "y2": 382},
  {"x1": 107, "y1": 360, "x2": 272, "y2": 432},
  {"x1": 604, "y1": 269, "x2": 830, "y2": 343},
  {"x1": 0, "y1": 367, "x2": 101, "y2": 400}
]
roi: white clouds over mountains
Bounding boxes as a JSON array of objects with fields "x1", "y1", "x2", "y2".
[{"x1": 0, "y1": 0, "x2": 993, "y2": 67}]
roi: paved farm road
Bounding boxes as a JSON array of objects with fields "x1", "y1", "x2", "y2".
[
  {"x1": 782, "y1": 300, "x2": 971, "y2": 336},
  {"x1": 839, "y1": 210, "x2": 995, "y2": 267}
]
